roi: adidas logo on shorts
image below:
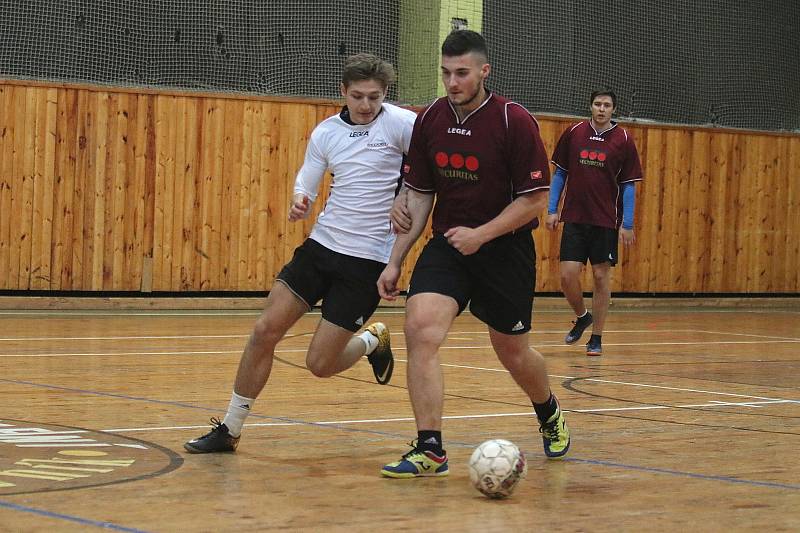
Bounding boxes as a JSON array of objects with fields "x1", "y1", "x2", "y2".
[{"x1": 512, "y1": 321, "x2": 524, "y2": 332}]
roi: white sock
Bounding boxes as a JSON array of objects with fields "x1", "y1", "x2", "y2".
[
  {"x1": 222, "y1": 392, "x2": 255, "y2": 437},
  {"x1": 577, "y1": 310, "x2": 588, "y2": 318},
  {"x1": 358, "y1": 330, "x2": 379, "y2": 355}
]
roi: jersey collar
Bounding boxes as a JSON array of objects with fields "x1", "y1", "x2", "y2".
[
  {"x1": 589, "y1": 119, "x2": 618, "y2": 136},
  {"x1": 447, "y1": 92, "x2": 493, "y2": 125},
  {"x1": 339, "y1": 105, "x2": 384, "y2": 127}
]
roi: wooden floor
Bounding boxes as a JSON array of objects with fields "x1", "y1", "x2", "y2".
[{"x1": 1, "y1": 302, "x2": 799, "y2": 532}]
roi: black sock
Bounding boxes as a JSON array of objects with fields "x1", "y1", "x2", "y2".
[
  {"x1": 589, "y1": 334, "x2": 602, "y2": 343},
  {"x1": 417, "y1": 430, "x2": 444, "y2": 455},
  {"x1": 533, "y1": 393, "x2": 558, "y2": 424}
]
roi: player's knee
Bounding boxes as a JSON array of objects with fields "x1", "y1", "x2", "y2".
[
  {"x1": 306, "y1": 353, "x2": 335, "y2": 378},
  {"x1": 560, "y1": 267, "x2": 579, "y2": 283},
  {"x1": 404, "y1": 316, "x2": 447, "y2": 348},
  {"x1": 251, "y1": 316, "x2": 284, "y2": 347},
  {"x1": 592, "y1": 269, "x2": 610, "y2": 287}
]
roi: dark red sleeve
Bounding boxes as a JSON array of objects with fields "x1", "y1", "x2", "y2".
[
  {"x1": 506, "y1": 104, "x2": 550, "y2": 195},
  {"x1": 401, "y1": 109, "x2": 435, "y2": 193},
  {"x1": 618, "y1": 130, "x2": 643, "y2": 183},
  {"x1": 551, "y1": 125, "x2": 573, "y2": 171}
]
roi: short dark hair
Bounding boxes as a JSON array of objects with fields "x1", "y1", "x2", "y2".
[
  {"x1": 590, "y1": 89, "x2": 617, "y2": 108},
  {"x1": 441, "y1": 29, "x2": 488, "y2": 60},
  {"x1": 341, "y1": 53, "x2": 396, "y2": 89}
]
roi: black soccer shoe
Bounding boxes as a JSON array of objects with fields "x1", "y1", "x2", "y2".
[
  {"x1": 365, "y1": 322, "x2": 394, "y2": 385},
  {"x1": 184, "y1": 417, "x2": 240, "y2": 453},
  {"x1": 565, "y1": 312, "x2": 593, "y2": 344}
]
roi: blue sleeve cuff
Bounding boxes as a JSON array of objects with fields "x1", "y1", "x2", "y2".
[
  {"x1": 621, "y1": 181, "x2": 635, "y2": 229},
  {"x1": 548, "y1": 167, "x2": 567, "y2": 214}
]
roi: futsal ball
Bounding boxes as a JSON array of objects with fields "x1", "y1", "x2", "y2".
[{"x1": 468, "y1": 439, "x2": 528, "y2": 499}]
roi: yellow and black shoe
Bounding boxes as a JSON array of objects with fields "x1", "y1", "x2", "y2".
[
  {"x1": 539, "y1": 406, "x2": 570, "y2": 459},
  {"x1": 365, "y1": 322, "x2": 394, "y2": 385},
  {"x1": 184, "y1": 417, "x2": 240, "y2": 453}
]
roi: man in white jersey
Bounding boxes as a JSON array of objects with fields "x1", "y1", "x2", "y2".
[{"x1": 185, "y1": 53, "x2": 416, "y2": 454}]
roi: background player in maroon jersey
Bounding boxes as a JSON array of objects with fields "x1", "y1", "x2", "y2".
[
  {"x1": 545, "y1": 90, "x2": 643, "y2": 356},
  {"x1": 377, "y1": 30, "x2": 570, "y2": 479}
]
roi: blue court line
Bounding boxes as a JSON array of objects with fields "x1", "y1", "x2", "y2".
[
  {"x1": 4, "y1": 378, "x2": 798, "y2": 493},
  {"x1": 565, "y1": 457, "x2": 800, "y2": 491},
  {"x1": 0, "y1": 378, "x2": 421, "y2": 442},
  {"x1": 0, "y1": 499, "x2": 150, "y2": 532}
]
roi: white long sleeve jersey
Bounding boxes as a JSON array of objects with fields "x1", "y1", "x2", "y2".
[{"x1": 293, "y1": 103, "x2": 416, "y2": 263}]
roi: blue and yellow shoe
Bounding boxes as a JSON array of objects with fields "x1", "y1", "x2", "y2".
[
  {"x1": 381, "y1": 443, "x2": 449, "y2": 478},
  {"x1": 539, "y1": 405, "x2": 570, "y2": 459}
]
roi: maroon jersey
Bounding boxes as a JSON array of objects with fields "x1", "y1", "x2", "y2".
[
  {"x1": 551, "y1": 121, "x2": 643, "y2": 229},
  {"x1": 403, "y1": 94, "x2": 550, "y2": 235}
]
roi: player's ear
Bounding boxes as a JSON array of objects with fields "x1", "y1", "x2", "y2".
[
  {"x1": 339, "y1": 82, "x2": 347, "y2": 98},
  {"x1": 481, "y1": 63, "x2": 490, "y2": 81}
]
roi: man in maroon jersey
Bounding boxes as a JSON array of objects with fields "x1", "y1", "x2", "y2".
[
  {"x1": 376, "y1": 30, "x2": 570, "y2": 479},
  {"x1": 545, "y1": 89, "x2": 643, "y2": 356}
]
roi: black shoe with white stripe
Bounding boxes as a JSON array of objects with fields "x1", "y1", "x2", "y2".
[
  {"x1": 365, "y1": 322, "x2": 394, "y2": 385},
  {"x1": 184, "y1": 418, "x2": 240, "y2": 453}
]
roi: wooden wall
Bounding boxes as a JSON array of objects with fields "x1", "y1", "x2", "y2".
[{"x1": 0, "y1": 81, "x2": 798, "y2": 294}]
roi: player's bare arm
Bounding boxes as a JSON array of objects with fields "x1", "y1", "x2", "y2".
[
  {"x1": 445, "y1": 190, "x2": 548, "y2": 255},
  {"x1": 377, "y1": 189, "x2": 434, "y2": 300},
  {"x1": 390, "y1": 186, "x2": 412, "y2": 234}
]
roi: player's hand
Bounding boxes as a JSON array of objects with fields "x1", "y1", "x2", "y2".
[
  {"x1": 390, "y1": 192, "x2": 412, "y2": 234},
  {"x1": 288, "y1": 194, "x2": 310, "y2": 222},
  {"x1": 444, "y1": 226, "x2": 485, "y2": 255},
  {"x1": 545, "y1": 213, "x2": 559, "y2": 231},
  {"x1": 620, "y1": 228, "x2": 635, "y2": 247},
  {"x1": 377, "y1": 264, "x2": 402, "y2": 300}
]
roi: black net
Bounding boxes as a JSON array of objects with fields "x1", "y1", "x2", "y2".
[
  {"x1": 484, "y1": 0, "x2": 800, "y2": 131},
  {"x1": 0, "y1": 0, "x2": 797, "y2": 131}
]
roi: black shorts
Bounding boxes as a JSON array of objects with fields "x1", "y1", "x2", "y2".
[
  {"x1": 408, "y1": 233, "x2": 536, "y2": 335},
  {"x1": 276, "y1": 239, "x2": 385, "y2": 332},
  {"x1": 560, "y1": 222, "x2": 619, "y2": 266}
]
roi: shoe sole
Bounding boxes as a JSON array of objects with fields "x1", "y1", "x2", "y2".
[
  {"x1": 586, "y1": 351, "x2": 602, "y2": 356},
  {"x1": 544, "y1": 440, "x2": 571, "y2": 459},
  {"x1": 380, "y1": 469, "x2": 449, "y2": 478},
  {"x1": 367, "y1": 323, "x2": 394, "y2": 385},
  {"x1": 183, "y1": 442, "x2": 237, "y2": 454},
  {"x1": 373, "y1": 356, "x2": 394, "y2": 385}
]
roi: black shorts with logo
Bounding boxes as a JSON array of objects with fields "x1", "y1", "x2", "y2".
[
  {"x1": 560, "y1": 222, "x2": 619, "y2": 266},
  {"x1": 407, "y1": 232, "x2": 536, "y2": 335},
  {"x1": 276, "y1": 238, "x2": 385, "y2": 332}
]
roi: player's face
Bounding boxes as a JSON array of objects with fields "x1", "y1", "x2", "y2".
[
  {"x1": 341, "y1": 79, "x2": 386, "y2": 125},
  {"x1": 441, "y1": 52, "x2": 490, "y2": 110},
  {"x1": 591, "y1": 95, "x2": 616, "y2": 128}
]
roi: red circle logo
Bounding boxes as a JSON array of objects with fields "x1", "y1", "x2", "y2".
[
  {"x1": 465, "y1": 156, "x2": 479, "y2": 171},
  {"x1": 597, "y1": 152, "x2": 607, "y2": 162},
  {"x1": 450, "y1": 153, "x2": 464, "y2": 169},
  {"x1": 588, "y1": 151, "x2": 597, "y2": 160},
  {"x1": 580, "y1": 150, "x2": 589, "y2": 159},
  {"x1": 435, "y1": 152, "x2": 449, "y2": 168}
]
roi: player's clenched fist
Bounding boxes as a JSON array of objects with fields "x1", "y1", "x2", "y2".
[
  {"x1": 288, "y1": 194, "x2": 310, "y2": 221},
  {"x1": 545, "y1": 213, "x2": 559, "y2": 231},
  {"x1": 377, "y1": 264, "x2": 402, "y2": 300}
]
